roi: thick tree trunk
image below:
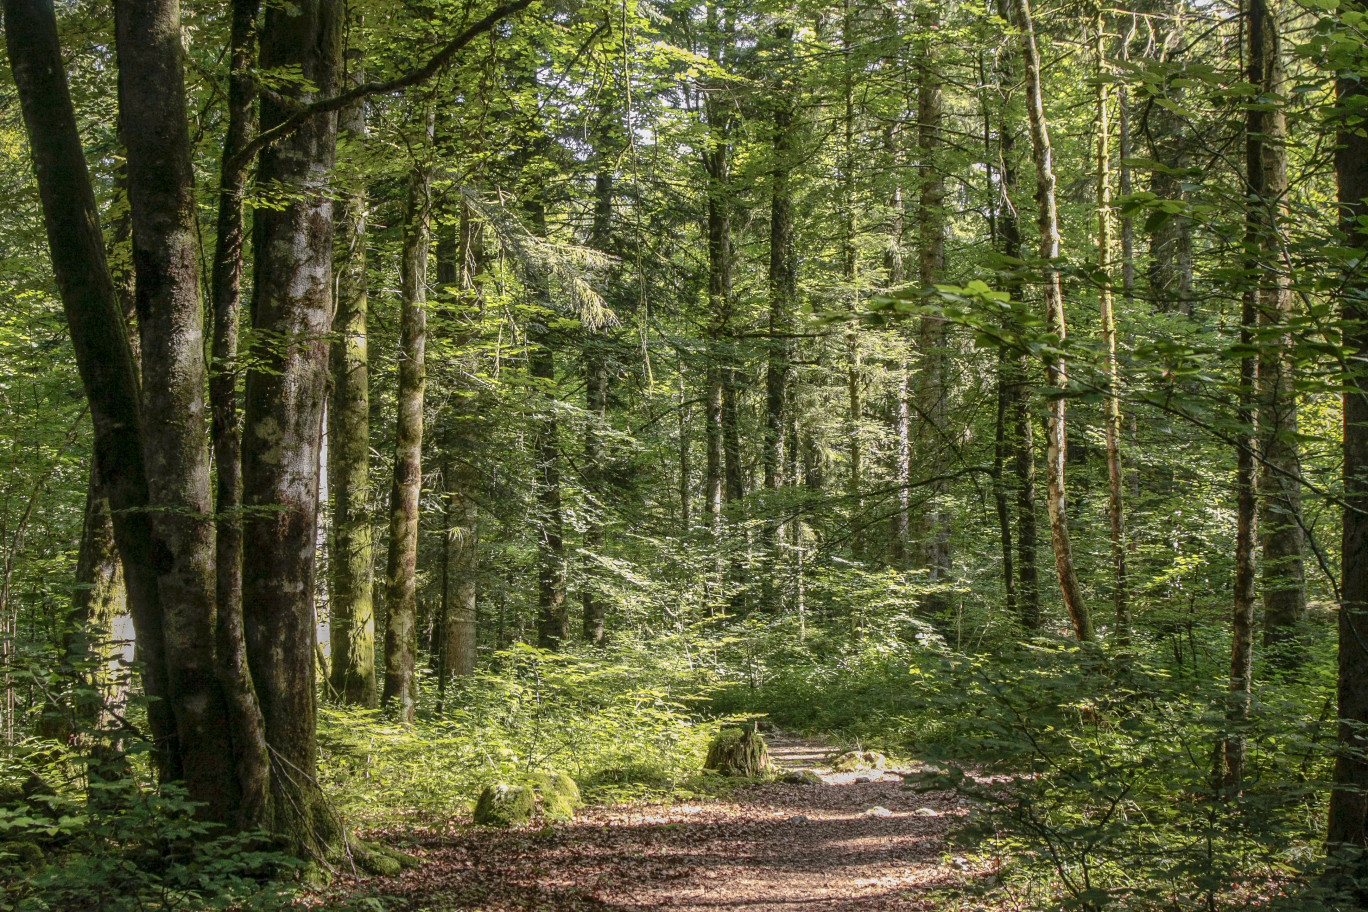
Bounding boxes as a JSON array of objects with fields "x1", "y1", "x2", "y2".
[
  {"x1": 762, "y1": 23, "x2": 796, "y2": 613},
  {"x1": 1012, "y1": 0, "x2": 1092, "y2": 640},
  {"x1": 241, "y1": 0, "x2": 344, "y2": 842},
  {"x1": 1251, "y1": 0, "x2": 1307, "y2": 649},
  {"x1": 1095, "y1": 12, "x2": 1129, "y2": 642},
  {"x1": 1328, "y1": 2, "x2": 1368, "y2": 854},
  {"x1": 328, "y1": 86, "x2": 377, "y2": 708},
  {"x1": 116, "y1": 0, "x2": 245, "y2": 821},
  {"x1": 4, "y1": 0, "x2": 175, "y2": 779},
  {"x1": 916, "y1": 28, "x2": 951, "y2": 605},
  {"x1": 382, "y1": 115, "x2": 432, "y2": 722}
]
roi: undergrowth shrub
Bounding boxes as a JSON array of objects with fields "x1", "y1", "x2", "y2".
[{"x1": 318, "y1": 639, "x2": 724, "y2": 827}]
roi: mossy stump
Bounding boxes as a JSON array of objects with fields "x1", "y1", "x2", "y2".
[
  {"x1": 473, "y1": 771, "x2": 582, "y2": 827},
  {"x1": 704, "y1": 727, "x2": 771, "y2": 777}
]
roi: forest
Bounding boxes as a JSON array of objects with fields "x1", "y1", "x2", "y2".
[{"x1": 0, "y1": 0, "x2": 1367, "y2": 907}]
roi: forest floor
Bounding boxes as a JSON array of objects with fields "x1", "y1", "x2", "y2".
[{"x1": 349, "y1": 735, "x2": 994, "y2": 911}]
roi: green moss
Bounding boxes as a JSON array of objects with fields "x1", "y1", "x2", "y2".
[
  {"x1": 704, "y1": 728, "x2": 771, "y2": 776},
  {"x1": 781, "y1": 769, "x2": 824, "y2": 785},
  {"x1": 831, "y1": 750, "x2": 886, "y2": 772},
  {"x1": 473, "y1": 771, "x2": 583, "y2": 827},
  {"x1": 473, "y1": 783, "x2": 536, "y2": 826}
]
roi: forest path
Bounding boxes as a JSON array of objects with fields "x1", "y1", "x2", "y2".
[{"x1": 375, "y1": 735, "x2": 982, "y2": 911}]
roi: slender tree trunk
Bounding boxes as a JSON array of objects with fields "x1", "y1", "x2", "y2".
[
  {"x1": 1012, "y1": 0, "x2": 1092, "y2": 640},
  {"x1": 762, "y1": 23, "x2": 796, "y2": 613},
  {"x1": 916, "y1": 22, "x2": 951, "y2": 603},
  {"x1": 328, "y1": 84, "x2": 377, "y2": 707},
  {"x1": 525, "y1": 194, "x2": 568, "y2": 648},
  {"x1": 841, "y1": 2, "x2": 863, "y2": 558},
  {"x1": 436, "y1": 204, "x2": 483, "y2": 684},
  {"x1": 1251, "y1": 0, "x2": 1307, "y2": 649},
  {"x1": 1095, "y1": 10, "x2": 1129, "y2": 642},
  {"x1": 382, "y1": 110, "x2": 433, "y2": 721},
  {"x1": 208, "y1": 0, "x2": 271, "y2": 822},
  {"x1": 991, "y1": 4, "x2": 1041, "y2": 630},
  {"x1": 679, "y1": 367, "x2": 692, "y2": 530},
  {"x1": 116, "y1": 0, "x2": 244, "y2": 820},
  {"x1": 1327, "y1": 0, "x2": 1368, "y2": 855},
  {"x1": 241, "y1": 0, "x2": 344, "y2": 843},
  {"x1": 581, "y1": 133, "x2": 614, "y2": 645}
]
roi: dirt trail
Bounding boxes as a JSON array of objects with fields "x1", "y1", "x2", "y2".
[{"x1": 367, "y1": 736, "x2": 980, "y2": 911}]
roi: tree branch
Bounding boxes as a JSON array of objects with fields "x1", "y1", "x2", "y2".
[{"x1": 227, "y1": 0, "x2": 538, "y2": 175}]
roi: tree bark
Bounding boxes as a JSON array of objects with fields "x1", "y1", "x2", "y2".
[
  {"x1": 328, "y1": 82, "x2": 377, "y2": 707},
  {"x1": 382, "y1": 109, "x2": 433, "y2": 722},
  {"x1": 841, "y1": 1, "x2": 863, "y2": 559},
  {"x1": 116, "y1": 0, "x2": 244, "y2": 820},
  {"x1": 436, "y1": 203, "x2": 483, "y2": 689},
  {"x1": 916, "y1": 20, "x2": 951, "y2": 605},
  {"x1": 1328, "y1": 0, "x2": 1368, "y2": 854},
  {"x1": 1251, "y1": 0, "x2": 1307, "y2": 649},
  {"x1": 5, "y1": 0, "x2": 175, "y2": 786},
  {"x1": 1012, "y1": 0, "x2": 1092, "y2": 640},
  {"x1": 762, "y1": 22, "x2": 796, "y2": 613},
  {"x1": 1095, "y1": 9, "x2": 1129, "y2": 642},
  {"x1": 241, "y1": 0, "x2": 344, "y2": 842}
]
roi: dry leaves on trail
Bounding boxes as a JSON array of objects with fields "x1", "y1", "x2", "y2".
[{"x1": 330, "y1": 738, "x2": 987, "y2": 912}]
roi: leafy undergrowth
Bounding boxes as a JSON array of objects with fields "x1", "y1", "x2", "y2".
[{"x1": 318, "y1": 639, "x2": 732, "y2": 829}]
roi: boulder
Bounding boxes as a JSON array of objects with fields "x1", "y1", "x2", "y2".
[
  {"x1": 780, "y1": 769, "x2": 824, "y2": 786},
  {"x1": 831, "y1": 750, "x2": 886, "y2": 772},
  {"x1": 473, "y1": 771, "x2": 583, "y2": 827}
]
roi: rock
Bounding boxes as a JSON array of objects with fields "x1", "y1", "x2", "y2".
[
  {"x1": 913, "y1": 807, "x2": 941, "y2": 817},
  {"x1": 525, "y1": 770, "x2": 582, "y2": 822},
  {"x1": 704, "y1": 727, "x2": 772, "y2": 777},
  {"x1": 831, "y1": 750, "x2": 887, "y2": 773},
  {"x1": 780, "y1": 769, "x2": 824, "y2": 786},
  {"x1": 786, "y1": 815, "x2": 810, "y2": 825},
  {"x1": 853, "y1": 775, "x2": 875, "y2": 784},
  {"x1": 474, "y1": 771, "x2": 583, "y2": 827},
  {"x1": 864, "y1": 806, "x2": 893, "y2": 818},
  {"x1": 474, "y1": 783, "x2": 536, "y2": 827},
  {"x1": 353, "y1": 850, "x2": 402, "y2": 877}
]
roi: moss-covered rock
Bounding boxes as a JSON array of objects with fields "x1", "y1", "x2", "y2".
[
  {"x1": 474, "y1": 771, "x2": 583, "y2": 827},
  {"x1": 704, "y1": 727, "x2": 771, "y2": 777},
  {"x1": 0, "y1": 840, "x2": 44, "y2": 871},
  {"x1": 525, "y1": 771, "x2": 582, "y2": 821},
  {"x1": 474, "y1": 783, "x2": 537, "y2": 826},
  {"x1": 831, "y1": 750, "x2": 887, "y2": 772},
  {"x1": 781, "y1": 769, "x2": 824, "y2": 785}
]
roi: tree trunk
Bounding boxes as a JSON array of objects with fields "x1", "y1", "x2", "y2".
[
  {"x1": 525, "y1": 195, "x2": 568, "y2": 649},
  {"x1": 992, "y1": 0, "x2": 1041, "y2": 631},
  {"x1": 436, "y1": 204, "x2": 483, "y2": 687},
  {"x1": 5, "y1": 0, "x2": 175, "y2": 784},
  {"x1": 115, "y1": 0, "x2": 245, "y2": 821},
  {"x1": 762, "y1": 22, "x2": 796, "y2": 613},
  {"x1": 581, "y1": 133, "x2": 614, "y2": 645},
  {"x1": 841, "y1": 2, "x2": 863, "y2": 559},
  {"x1": 1251, "y1": 0, "x2": 1307, "y2": 649},
  {"x1": 328, "y1": 83, "x2": 377, "y2": 707},
  {"x1": 382, "y1": 110, "x2": 433, "y2": 722},
  {"x1": 916, "y1": 22, "x2": 951, "y2": 605},
  {"x1": 1327, "y1": 2, "x2": 1368, "y2": 854},
  {"x1": 1095, "y1": 10, "x2": 1129, "y2": 642},
  {"x1": 208, "y1": 0, "x2": 272, "y2": 823},
  {"x1": 241, "y1": 0, "x2": 344, "y2": 842},
  {"x1": 1012, "y1": 0, "x2": 1092, "y2": 640}
]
